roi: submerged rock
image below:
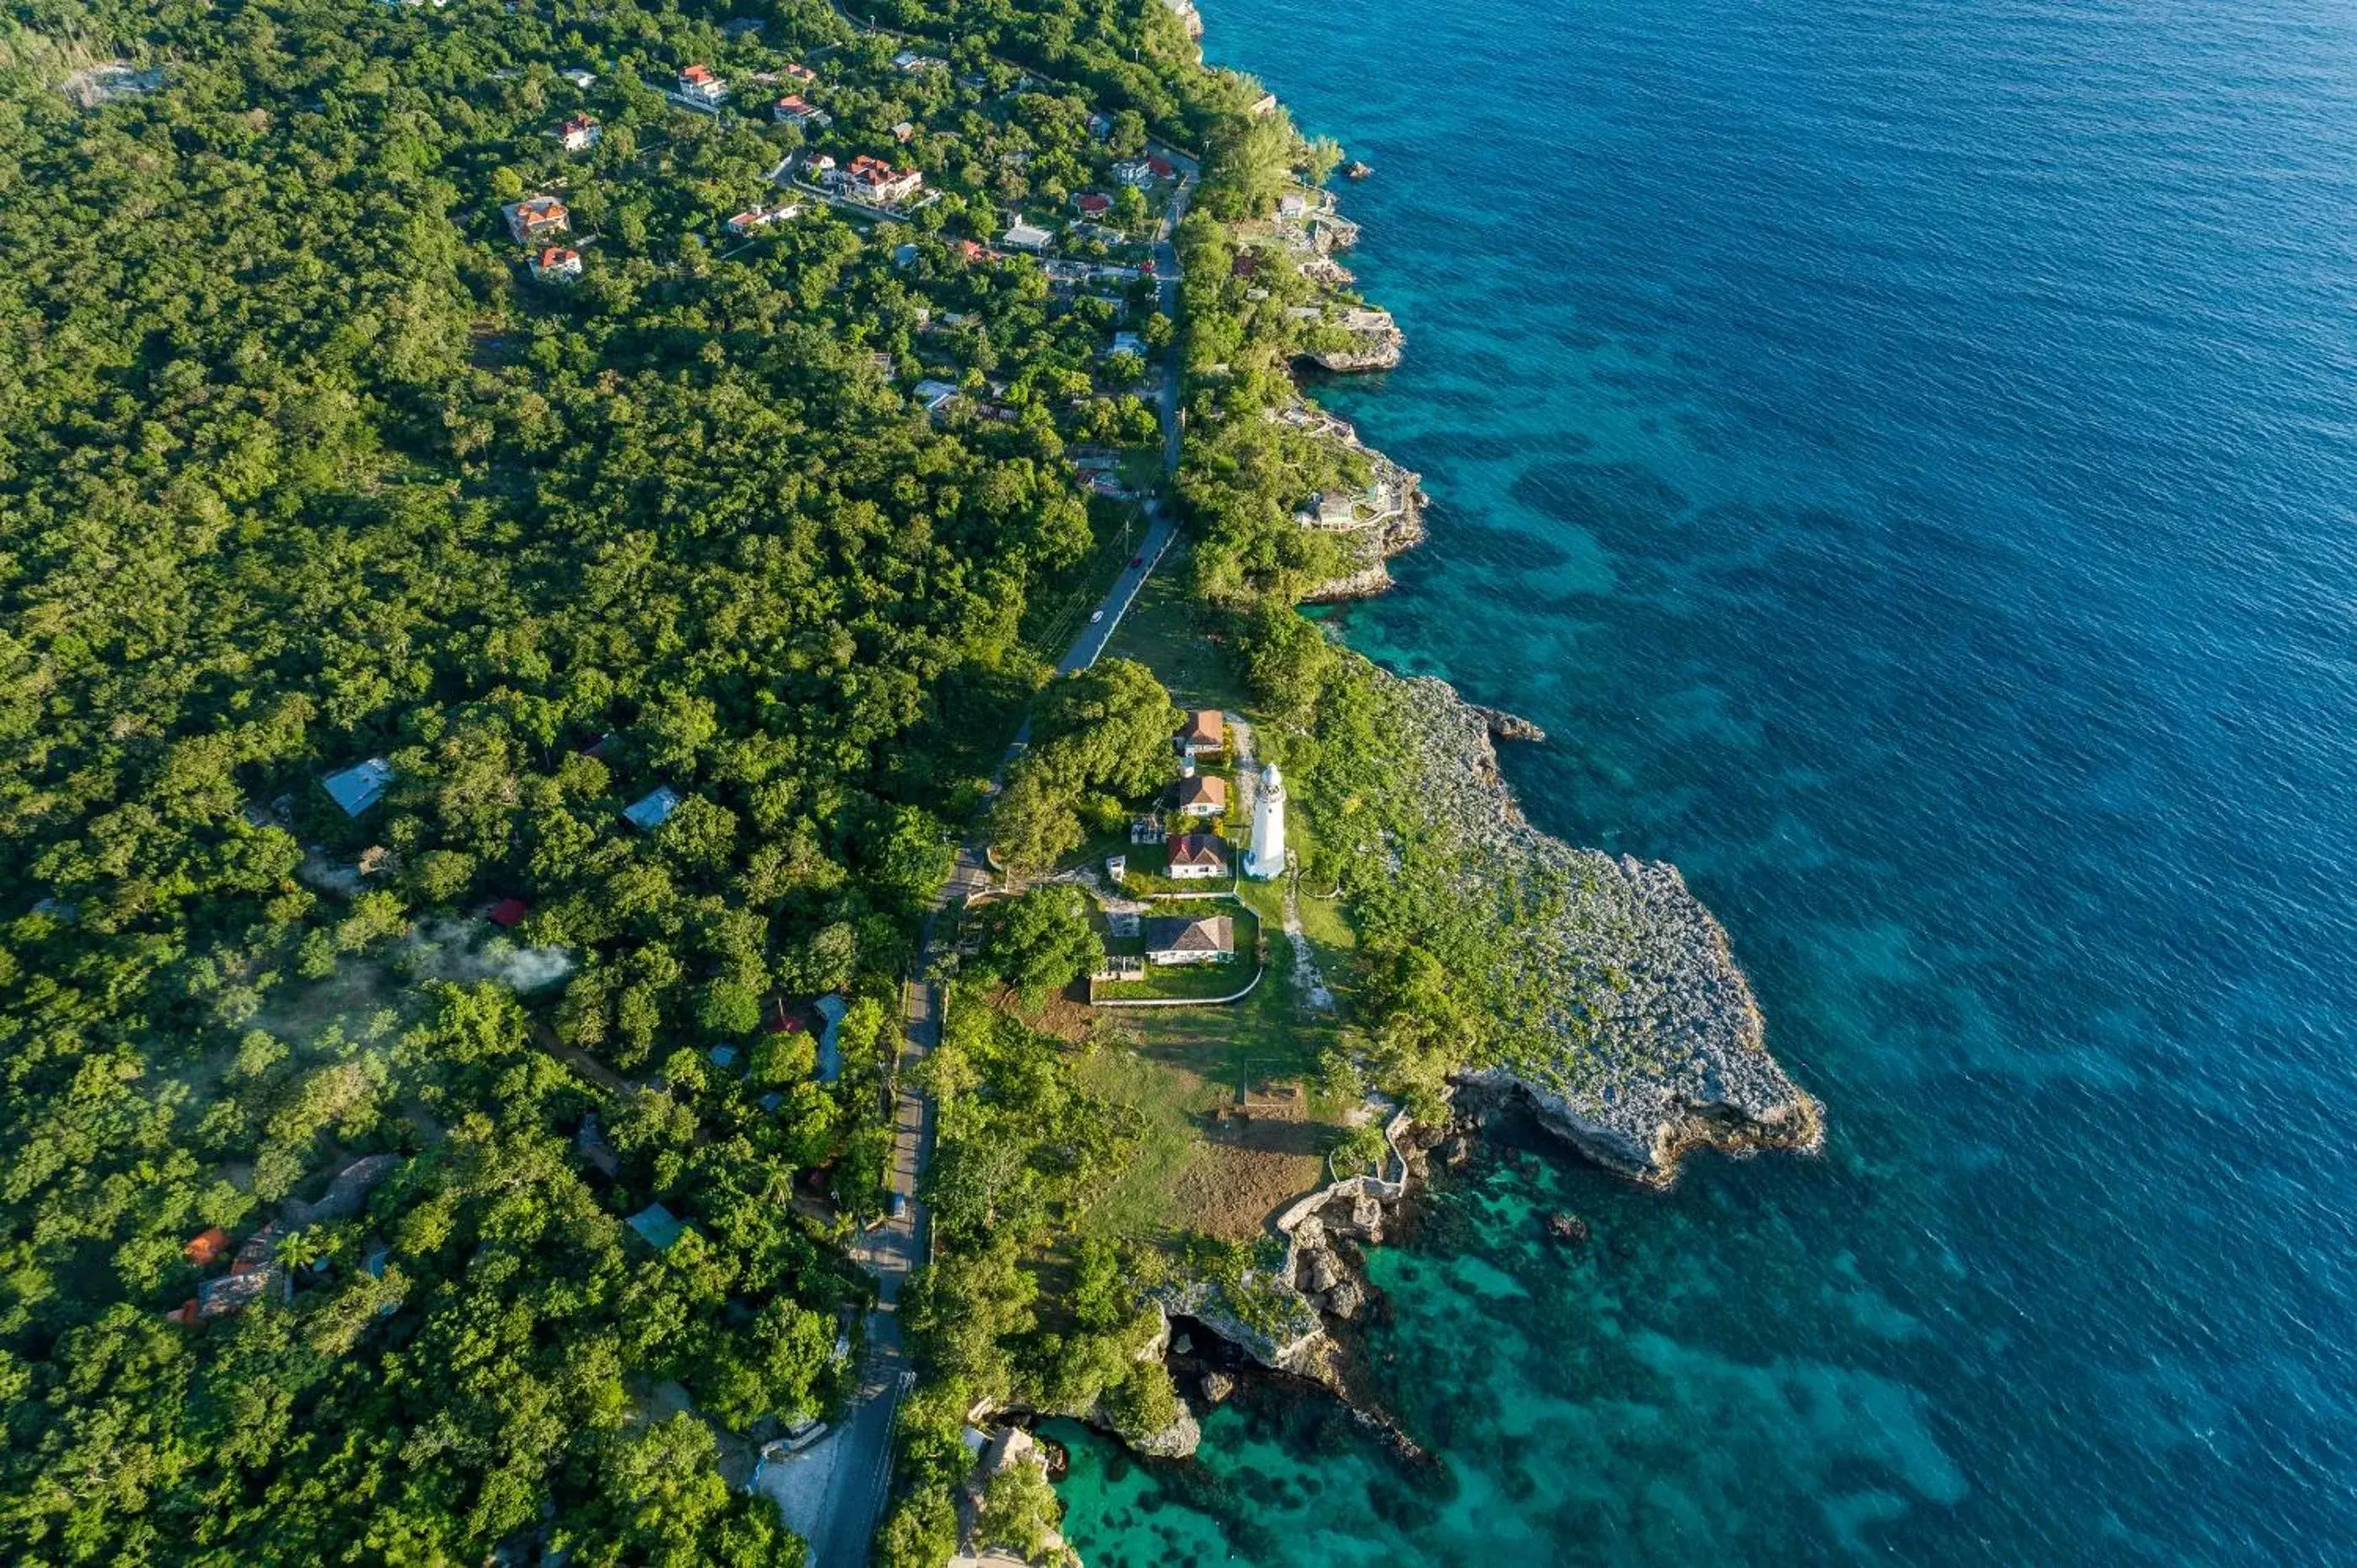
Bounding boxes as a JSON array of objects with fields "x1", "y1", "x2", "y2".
[
  {"x1": 1544, "y1": 1210, "x2": 1591, "y2": 1246},
  {"x1": 1200, "y1": 1370, "x2": 1235, "y2": 1404}
]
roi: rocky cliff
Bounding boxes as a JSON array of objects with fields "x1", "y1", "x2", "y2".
[{"x1": 1374, "y1": 665, "x2": 1823, "y2": 1184}]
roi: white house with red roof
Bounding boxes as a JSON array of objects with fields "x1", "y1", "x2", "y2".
[
  {"x1": 676, "y1": 64, "x2": 727, "y2": 103},
  {"x1": 557, "y1": 114, "x2": 601, "y2": 151},
  {"x1": 528, "y1": 246, "x2": 584, "y2": 283},
  {"x1": 503, "y1": 195, "x2": 569, "y2": 243}
]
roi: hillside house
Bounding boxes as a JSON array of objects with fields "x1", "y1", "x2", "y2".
[
  {"x1": 1110, "y1": 331, "x2": 1147, "y2": 359},
  {"x1": 623, "y1": 786, "x2": 683, "y2": 831},
  {"x1": 562, "y1": 67, "x2": 597, "y2": 88},
  {"x1": 1178, "y1": 709, "x2": 1224, "y2": 756},
  {"x1": 912, "y1": 379, "x2": 963, "y2": 417},
  {"x1": 774, "y1": 95, "x2": 830, "y2": 128},
  {"x1": 1002, "y1": 219, "x2": 1053, "y2": 251},
  {"x1": 1114, "y1": 157, "x2": 1155, "y2": 186},
  {"x1": 836, "y1": 155, "x2": 922, "y2": 205},
  {"x1": 1175, "y1": 774, "x2": 1226, "y2": 818},
  {"x1": 891, "y1": 120, "x2": 916, "y2": 143},
  {"x1": 1145, "y1": 914, "x2": 1235, "y2": 965},
  {"x1": 1167, "y1": 834, "x2": 1227, "y2": 881},
  {"x1": 321, "y1": 757, "x2": 395, "y2": 816},
  {"x1": 726, "y1": 204, "x2": 797, "y2": 235},
  {"x1": 558, "y1": 114, "x2": 601, "y2": 151},
  {"x1": 529, "y1": 246, "x2": 584, "y2": 283},
  {"x1": 504, "y1": 195, "x2": 569, "y2": 243},
  {"x1": 1074, "y1": 191, "x2": 1112, "y2": 218},
  {"x1": 677, "y1": 64, "x2": 727, "y2": 103}
]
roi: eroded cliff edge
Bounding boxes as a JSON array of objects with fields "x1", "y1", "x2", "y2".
[{"x1": 1353, "y1": 660, "x2": 1824, "y2": 1184}]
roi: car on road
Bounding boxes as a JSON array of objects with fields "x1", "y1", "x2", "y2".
[
  {"x1": 1089, "y1": 609, "x2": 1104, "y2": 623},
  {"x1": 889, "y1": 1190, "x2": 908, "y2": 1221},
  {"x1": 1131, "y1": 554, "x2": 1144, "y2": 568}
]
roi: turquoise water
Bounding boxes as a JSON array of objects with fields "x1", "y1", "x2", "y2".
[{"x1": 1057, "y1": 0, "x2": 2357, "y2": 1560}]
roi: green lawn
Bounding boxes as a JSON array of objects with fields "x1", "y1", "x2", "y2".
[{"x1": 1097, "y1": 544, "x2": 1252, "y2": 712}]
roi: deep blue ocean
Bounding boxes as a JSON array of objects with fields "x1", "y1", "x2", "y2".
[{"x1": 1051, "y1": 0, "x2": 2357, "y2": 1560}]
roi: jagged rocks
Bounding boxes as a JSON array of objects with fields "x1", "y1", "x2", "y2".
[
  {"x1": 1298, "y1": 1247, "x2": 1341, "y2": 1296},
  {"x1": 1438, "y1": 1136, "x2": 1473, "y2": 1169},
  {"x1": 1474, "y1": 706, "x2": 1549, "y2": 744},
  {"x1": 1544, "y1": 1211, "x2": 1591, "y2": 1246},
  {"x1": 1200, "y1": 1370, "x2": 1235, "y2": 1404},
  {"x1": 1122, "y1": 1408, "x2": 1202, "y2": 1459},
  {"x1": 1322, "y1": 1278, "x2": 1366, "y2": 1320},
  {"x1": 1367, "y1": 663, "x2": 1825, "y2": 1186}
]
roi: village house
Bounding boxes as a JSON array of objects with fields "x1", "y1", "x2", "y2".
[
  {"x1": 676, "y1": 63, "x2": 728, "y2": 103},
  {"x1": 834, "y1": 154, "x2": 923, "y2": 206},
  {"x1": 1178, "y1": 708, "x2": 1224, "y2": 757},
  {"x1": 623, "y1": 785, "x2": 683, "y2": 831},
  {"x1": 1001, "y1": 218, "x2": 1053, "y2": 251},
  {"x1": 780, "y1": 61, "x2": 817, "y2": 83},
  {"x1": 892, "y1": 49, "x2": 946, "y2": 72},
  {"x1": 321, "y1": 756, "x2": 395, "y2": 816},
  {"x1": 1074, "y1": 191, "x2": 1112, "y2": 218},
  {"x1": 557, "y1": 114, "x2": 601, "y2": 151},
  {"x1": 1167, "y1": 834, "x2": 1228, "y2": 881},
  {"x1": 1146, "y1": 914, "x2": 1235, "y2": 965},
  {"x1": 1110, "y1": 331, "x2": 1147, "y2": 359},
  {"x1": 726, "y1": 204, "x2": 798, "y2": 235},
  {"x1": 773, "y1": 94, "x2": 830, "y2": 128},
  {"x1": 1113, "y1": 157, "x2": 1155, "y2": 187},
  {"x1": 891, "y1": 120, "x2": 916, "y2": 143},
  {"x1": 503, "y1": 194, "x2": 569, "y2": 243},
  {"x1": 561, "y1": 67, "x2": 596, "y2": 89},
  {"x1": 911, "y1": 379, "x2": 963, "y2": 417},
  {"x1": 1175, "y1": 774, "x2": 1226, "y2": 818},
  {"x1": 528, "y1": 246, "x2": 584, "y2": 283}
]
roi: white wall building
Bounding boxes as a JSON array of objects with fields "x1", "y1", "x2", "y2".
[{"x1": 1245, "y1": 763, "x2": 1286, "y2": 879}]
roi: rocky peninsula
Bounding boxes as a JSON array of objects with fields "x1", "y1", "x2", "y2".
[{"x1": 1369, "y1": 662, "x2": 1823, "y2": 1183}]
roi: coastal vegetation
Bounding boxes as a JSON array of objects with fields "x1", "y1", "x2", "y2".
[{"x1": 0, "y1": 0, "x2": 1817, "y2": 1560}]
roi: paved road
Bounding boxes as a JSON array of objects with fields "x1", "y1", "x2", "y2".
[{"x1": 790, "y1": 147, "x2": 1200, "y2": 1568}]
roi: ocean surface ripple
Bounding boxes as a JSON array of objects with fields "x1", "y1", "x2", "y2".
[{"x1": 1052, "y1": 0, "x2": 2357, "y2": 1560}]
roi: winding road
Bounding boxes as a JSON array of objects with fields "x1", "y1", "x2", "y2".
[{"x1": 774, "y1": 135, "x2": 1199, "y2": 1568}]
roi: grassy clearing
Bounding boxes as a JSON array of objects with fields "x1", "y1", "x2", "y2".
[{"x1": 1097, "y1": 543, "x2": 1251, "y2": 712}]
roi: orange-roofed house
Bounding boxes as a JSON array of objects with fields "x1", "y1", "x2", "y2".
[
  {"x1": 528, "y1": 246, "x2": 583, "y2": 283},
  {"x1": 677, "y1": 64, "x2": 728, "y2": 103},
  {"x1": 184, "y1": 1226, "x2": 231, "y2": 1268},
  {"x1": 505, "y1": 195, "x2": 569, "y2": 243}
]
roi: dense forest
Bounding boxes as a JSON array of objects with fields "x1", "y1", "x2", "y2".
[{"x1": 0, "y1": 0, "x2": 1364, "y2": 1559}]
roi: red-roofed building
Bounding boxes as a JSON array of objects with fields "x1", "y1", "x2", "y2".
[
  {"x1": 558, "y1": 114, "x2": 601, "y2": 151},
  {"x1": 1167, "y1": 834, "x2": 1228, "y2": 881},
  {"x1": 773, "y1": 94, "x2": 828, "y2": 127},
  {"x1": 835, "y1": 154, "x2": 923, "y2": 206},
  {"x1": 529, "y1": 246, "x2": 583, "y2": 283},
  {"x1": 505, "y1": 195, "x2": 569, "y2": 243},
  {"x1": 487, "y1": 898, "x2": 529, "y2": 928},
  {"x1": 1074, "y1": 192, "x2": 1112, "y2": 217},
  {"x1": 677, "y1": 64, "x2": 728, "y2": 103},
  {"x1": 184, "y1": 1227, "x2": 231, "y2": 1268}
]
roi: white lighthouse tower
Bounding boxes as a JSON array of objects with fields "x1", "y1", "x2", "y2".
[{"x1": 1245, "y1": 763, "x2": 1287, "y2": 879}]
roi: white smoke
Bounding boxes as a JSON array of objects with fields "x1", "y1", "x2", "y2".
[{"x1": 404, "y1": 918, "x2": 576, "y2": 993}]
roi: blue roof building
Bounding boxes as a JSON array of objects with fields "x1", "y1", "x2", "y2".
[
  {"x1": 321, "y1": 757, "x2": 395, "y2": 817},
  {"x1": 622, "y1": 786, "x2": 684, "y2": 831}
]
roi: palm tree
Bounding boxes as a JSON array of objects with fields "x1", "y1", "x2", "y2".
[{"x1": 273, "y1": 1228, "x2": 321, "y2": 1274}]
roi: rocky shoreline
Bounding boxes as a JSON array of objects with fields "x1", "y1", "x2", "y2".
[{"x1": 1378, "y1": 663, "x2": 1824, "y2": 1184}]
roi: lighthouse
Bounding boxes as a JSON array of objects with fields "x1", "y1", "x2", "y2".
[{"x1": 1245, "y1": 763, "x2": 1287, "y2": 879}]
